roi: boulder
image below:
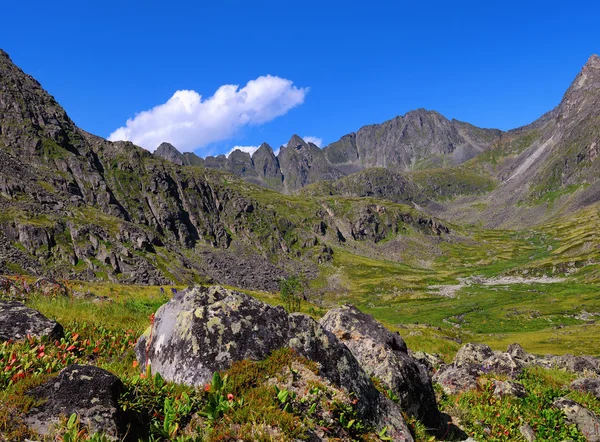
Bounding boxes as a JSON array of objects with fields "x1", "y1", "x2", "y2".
[
  {"x1": 571, "y1": 378, "x2": 600, "y2": 399},
  {"x1": 320, "y1": 304, "x2": 442, "y2": 430},
  {"x1": 482, "y1": 353, "x2": 524, "y2": 378},
  {"x1": 507, "y1": 343, "x2": 537, "y2": 365},
  {"x1": 135, "y1": 285, "x2": 414, "y2": 440},
  {"x1": 0, "y1": 300, "x2": 63, "y2": 342},
  {"x1": 553, "y1": 397, "x2": 600, "y2": 442},
  {"x1": 24, "y1": 364, "x2": 128, "y2": 440},
  {"x1": 492, "y1": 380, "x2": 527, "y2": 398},
  {"x1": 454, "y1": 343, "x2": 494, "y2": 367},
  {"x1": 433, "y1": 363, "x2": 480, "y2": 395}
]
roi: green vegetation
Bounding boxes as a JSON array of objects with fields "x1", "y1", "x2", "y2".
[
  {"x1": 437, "y1": 368, "x2": 594, "y2": 441},
  {"x1": 279, "y1": 275, "x2": 305, "y2": 313}
]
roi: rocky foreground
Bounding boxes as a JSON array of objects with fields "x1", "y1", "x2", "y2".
[{"x1": 2, "y1": 285, "x2": 600, "y2": 441}]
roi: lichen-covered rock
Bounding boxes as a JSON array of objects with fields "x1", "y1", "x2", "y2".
[
  {"x1": 572, "y1": 378, "x2": 600, "y2": 400},
  {"x1": 454, "y1": 343, "x2": 494, "y2": 367},
  {"x1": 492, "y1": 380, "x2": 527, "y2": 398},
  {"x1": 24, "y1": 364, "x2": 128, "y2": 440},
  {"x1": 135, "y1": 285, "x2": 292, "y2": 386},
  {"x1": 0, "y1": 300, "x2": 63, "y2": 342},
  {"x1": 507, "y1": 343, "x2": 538, "y2": 365},
  {"x1": 135, "y1": 285, "x2": 414, "y2": 440},
  {"x1": 319, "y1": 304, "x2": 442, "y2": 430},
  {"x1": 433, "y1": 363, "x2": 481, "y2": 395},
  {"x1": 553, "y1": 354, "x2": 600, "y2": 375},
  {"x1": 409, "y1": 350, "x2": 445, "y2": 376},
  {"x1": 553, "y1": 397, "x2": 600, "y2": 441},
  {"x1": 482, "y1": 353, "x2": 524, "y2": 378}
]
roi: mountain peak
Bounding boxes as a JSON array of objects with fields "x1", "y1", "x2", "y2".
[
  {"x1": 256, "y1": 142, "x2": 273, "y2": 154},
  {"x1": 155, "y1": 142, "x2": 184, "y2": 165},
  {"x1": 287, "y1": 134, "x2": 307, "y2": 149},
  {"x1": 585, "y1": 54, "x2": 600, "y2": 68}
]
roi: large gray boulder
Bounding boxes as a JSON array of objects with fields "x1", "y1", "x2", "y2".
[
  {"x1": 135, "y1": 285, "x2": 414, "y2": 441},
  {"x1": 553, "y1": 397, "x2": 600, "y2": 441},
  {"x1": 0, "y1": 300, "x2": 63, "y2": 342},
  {"x1": 24, "y1": 364, "x2": 128, "y2": 440},
  {"x1": 319, "y1": 304, "x2": 443, "y2": 430}
]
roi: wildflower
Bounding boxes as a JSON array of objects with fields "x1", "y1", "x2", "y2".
[
  {"x1": 132, "y1": 360, "x2": 139, "y2": 368},
  {"x1": 204, "y1": 383, "x2": 211, "y2": 392},
  {"x1": 227, "y1": 393, "x2": 234, "y2": 401}
]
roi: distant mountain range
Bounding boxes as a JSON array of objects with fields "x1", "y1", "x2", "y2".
[
  {"x1": 155, "y1": 109, "x2": 502, "y2": 193},
  {"x1": 155, "y1": 55, "x2": 600, "y2": 229}
]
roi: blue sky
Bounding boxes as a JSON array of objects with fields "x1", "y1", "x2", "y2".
[{"x1": 2, "y1": 0, "x2": 599, "y2": 157}]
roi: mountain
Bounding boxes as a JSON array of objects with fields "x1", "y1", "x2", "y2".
[
  {"x1": 423, "y1": 54, "x2": 600, "y2": 228},
  {"x1": 156, "y1": 110, "x2": 502, "y2": 193},
  {"x1": 0, "y1": 48, "x2": 448, "y2": 289},
  {"x1": 154, "y1": 142, "x2": 204, "y2": 167}
]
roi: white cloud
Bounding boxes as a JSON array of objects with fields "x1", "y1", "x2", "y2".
[
  {"x1": 303, "y1": 136, "x2": 323, "y2": 147},
  {"x1": 108, "y1": 75, "x2": 308, "y2": 152},
  {"x1": 226, "y1": 145, "x2": 259, "y2": 158}
]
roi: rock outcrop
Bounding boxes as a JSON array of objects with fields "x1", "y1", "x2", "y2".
[
  {"x1": 434, "y1": 342, "x2": 600, "y2": 395},
  {"x1": 135, "y1": 285, "x2": 414, "y2": 440},
  {"x1": 553, "y1": 397, "x2": 600, "y2": 442},
  {"x1": 319, "y1": 304, "x2": 442, "y2": 430},
  {"x1": 0, "y1": 300, "x2": 63, "y2": 342},
  {"x1": 24, "y1": 364, "x2": 128, "y2": 440}
]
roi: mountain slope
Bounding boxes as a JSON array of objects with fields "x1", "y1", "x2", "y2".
[
  {"x1": 0, "y1": 49, "x2": 449, "y2": 289},
  {"x1": 427, "y1": 54, "x2": 600, "y2": 228}
]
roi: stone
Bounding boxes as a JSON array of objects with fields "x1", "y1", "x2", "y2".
[
  {"x1": 409, "y1": 350, "x2": 445, "y2": 376},
  {"x1": 482, "y1": 353, "x2": 524, "y2": 378},
  {"x1": 519, "y1": 423, "x2": 536, "y2": 441},
  {"x1": 554, "y1": 354, "x2": 600, "y2": 375},
  {"x1": 320, "y1": 304, "x2": 442, "y2": 430},
  {"x1": 507, "y1": 343, "x2": 538, "y2": 365},
  {"x1": 492, "y1": 380, "x2": 527, "y2": 398},
  {"x1": 454, "y1": 343, "x2": 494, "y2": 368},
  {"x1": 433, "y1": 364, "x2": 481, "y2": 395},
  {"x1": 24, "y1": 364, "x2": 128, "y2": 440},
  {"x1": 0, "y1": 300, "x2": 63, "y2": 342},
  {"x1": 553, "y1": 397, "x2": 600, "y2": 441},
  {"x1": 135, "y1": 285, "x2": 414, "y2": 440},
  {"x1": 571, "y1": 378, "x2": 600, "y2": 400}
]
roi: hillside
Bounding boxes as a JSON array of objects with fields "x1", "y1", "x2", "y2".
[{"x1": 0, "y1": 49, "x2": 450, "y2": 290}]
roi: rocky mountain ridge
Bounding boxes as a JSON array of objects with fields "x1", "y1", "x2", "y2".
[
  {"x1": 155, "y1": 110, "x2": 503, "y2": 193},
  {"x1": 0, "y1": 48, "x2": 449, "y2": 288}
]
